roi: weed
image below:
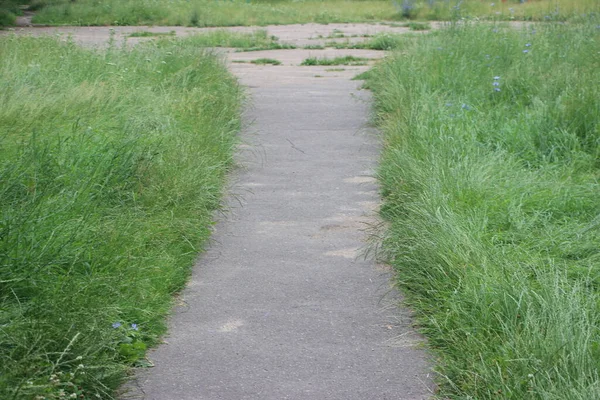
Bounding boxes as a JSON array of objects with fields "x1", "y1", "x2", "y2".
[
  {"x1": 301, "y1": 55, "x2": 370, "y2": 66},
  {"x1": 129, "y1": 30, "x2": 176, "y2": 37},
  {"x1": 325, "y1": 33, "x2": 418, "y2": 50},
  {"x1": 327, "y1": 29, "x2": 346, "y2": 39},
  {"x1": 159, "y1": 29, "x2": 291, "y2": 51},
  {"x1": 236, "y1": 43, "x2": 296, "y2": 52},
  {"x1": 250, "y1": 58, "x2": 281, "y2": 65},
  {"x1": 190, "y1": 8, "x2": 199, "y2": 26},
  {"x1": 407, "y1": 21, "x2": 430, "y2": 30},
  {"x1": 303, "y1": 44, "x2": 325, "y2": 50}
]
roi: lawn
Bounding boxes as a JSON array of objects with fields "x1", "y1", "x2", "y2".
[
  {"x1": 0, "y1": 35, "x2": 241, "y2": 398},
  {"x1": 367, "y1": 17, "x2": 600, "y2": 398}
]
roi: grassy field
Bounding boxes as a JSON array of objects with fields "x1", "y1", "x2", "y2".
[
  {"x1": 0, "y1": 35, "x2": 241, "y2": 398},
  {"x1": 367, "y1": 18, "x2": 600, "y2": 399},
  {"x1": 0, "y1": 0, "x2": 595, "y2": 27},
  {"x1": 29, "y1": 0, "x2": 396, "y2": 26}
]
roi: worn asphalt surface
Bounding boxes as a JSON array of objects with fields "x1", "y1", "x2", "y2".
[{"x1": 5, "y1": 23, "x2": 434, "y2": 399}]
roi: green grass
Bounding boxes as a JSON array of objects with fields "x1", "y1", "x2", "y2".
[
  {"x1": 129, "y1": 30, "x2": 175, "y2": 37},
  {"x1": 407, "y1": 21, "x2": 430, "y2": 30},
  {"x1": 324, "y1": 32, "x2": 421, "y2": 50},
  {"x1": 367, "y1": 19, "x2": 600, "y2": 399},
  {"x1": 250, "y1": 57, "x2": 281, "y2": 65},
  {"x1": 30, "y1": 0, "x2": 397, "y2": 26},
  {"x1": 17, "y1": 0, "x2": 598, "y2": 27},
  {"x1": 301, "y1": 55, "x2": 370, "y2": 66},
  {"x1": 327, "y1": 28, "x2": 346, "y2": 38},
  {"x1": 0, "y1": 35, "x2": 241, "y2": 398},
  {"x1": 158, "y1": 29, "x2": 294, "y2": 51}
]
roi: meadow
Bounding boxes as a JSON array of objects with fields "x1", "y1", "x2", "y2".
[
  {"x1": 0, "y1": 35, "x2": 241, "y2": 398},
  {"x1": 0, "y1": 0, "x2": 598, "y2": 27},
  {"x1": 367, "y1": 18, "x2": 600, "y2": 398}
]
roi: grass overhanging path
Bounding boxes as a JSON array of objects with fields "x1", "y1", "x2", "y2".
[
  {"x1": 367, "y1": 19, "x2": 600, "y2": 399},
  {"x1": 0, "y1": 35, "x2": 242, "y2": 398}
]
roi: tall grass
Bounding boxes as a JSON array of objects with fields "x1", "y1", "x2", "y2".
[
  {"x1": 24, "y1": 0, "x2": 600, "y2": 27},
  {"x1": 397, "y1": 0, "x2": 599, "y2": 21},
  {"x1": 0, "y1": 35, "x2": 241, "y2": 398},
  {"x1": 32, "y1": 0, "x2": 397, "y2": 26},
  {"x1": 367, "y1": 19, "x2": 600, "y2": 398}
]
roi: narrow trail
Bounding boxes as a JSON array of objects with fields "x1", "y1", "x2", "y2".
[
  {"x1": 131, "y1": 27, "x2": 433, "y2": 399},
  {"x1": 5, "y1": 24, "x2": 434, "y2": 399},
  {"x1": 135, "y1": 62, "x2": 433, "y2": 399}
]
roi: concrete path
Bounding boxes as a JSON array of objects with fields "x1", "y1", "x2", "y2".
[
  {"x1": 4, "y1": 24, "x2": 434, "y2": 399},
  {"x1": 132, "y1": 27, "x2": 432, "y2": 399}
]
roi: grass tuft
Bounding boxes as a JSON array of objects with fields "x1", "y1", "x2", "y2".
[
  {"x1": 158, "y1": 29, "x2": 293, "y2": 50},
  {"x1": 300, "y1": 55, "x2": 370, "y2": 66},
  {"x1": 407, "y1": 21, "x2": 430, "y2": 30},
  {"x1": 129, "y1": 30, "x2": 176, "y2": 37},
  {"x1": 250, "y1": 57, "x2": 281, "y2": 65},
  {"x1": 326, "y1": 32, "x2": 420, "y2": 50}
]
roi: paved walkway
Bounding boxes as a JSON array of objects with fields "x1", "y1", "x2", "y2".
[{"x1": 5, "y1": 24, "x2": 434, "y2": 399}]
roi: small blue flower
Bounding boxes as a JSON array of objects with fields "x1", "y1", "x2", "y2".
[
  {"x1": 461, "y1": 103, "x2": 472, "y2": 111},
  {"x1": 493, "y1": 82, "x2": 500, "y2": 87},
  {"x1": 494, "y1": 88, "x2": 501, "y2": 92},
  {"x1": 493, "y1": 76, "x2": 500, "y2": 80},
  {"x1": 112, "y1": 322, "x2": 122, "y2": 329},
  {"x1": 523, "y1": 49, "x2": 529, "y2": 53},
  {"x1": 131, "y1": 323, "x2": 139, "y2": 331},
  {"x1": 525, "y1": 43, "x2": 532, "y2": 47}
]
